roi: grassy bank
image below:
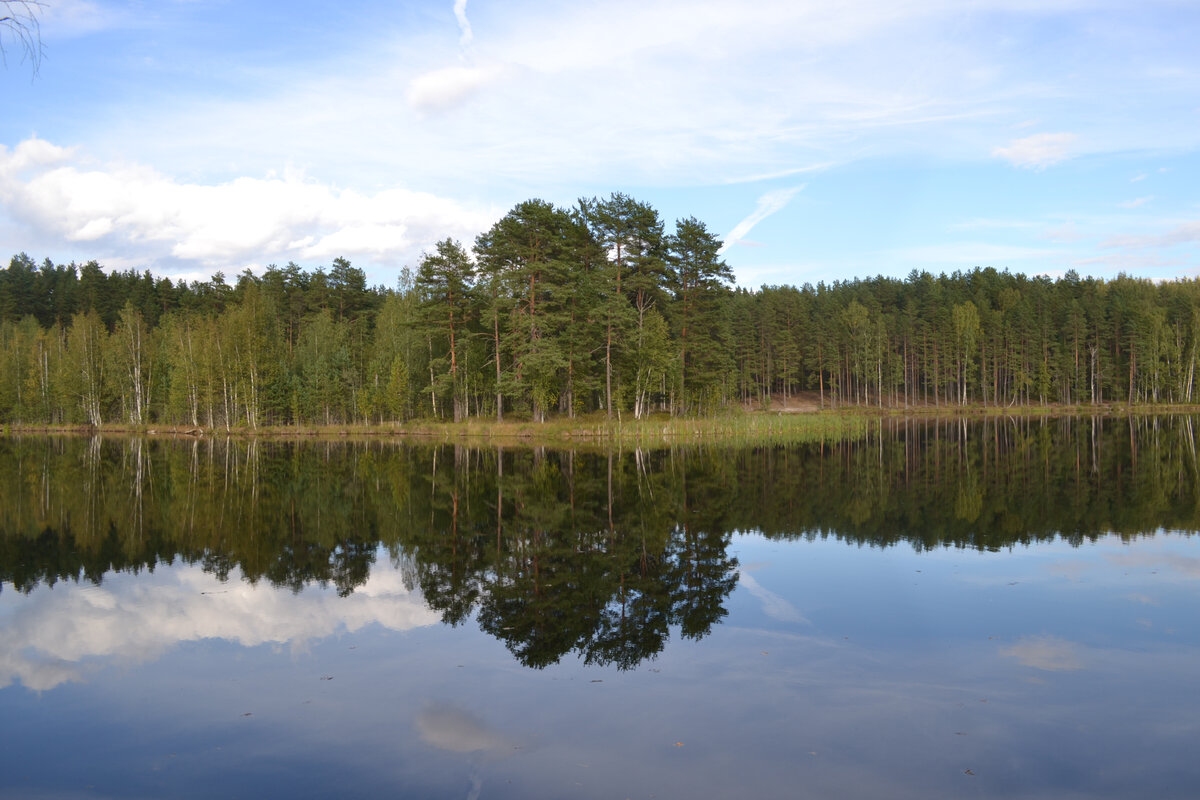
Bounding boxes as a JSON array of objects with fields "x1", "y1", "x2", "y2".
[
  {"x1": 1, "y1": 411, "x2": 868, "y2": 447},
  {"x1": 5, "y1": 402, "x2": 1199, "y2": 446},
  {"x1": 393, "y1": 411, "x2": 871, "y2": 446},
  {"x1": 818, "y1": 401, "x2": 1200, "y2": 418}
]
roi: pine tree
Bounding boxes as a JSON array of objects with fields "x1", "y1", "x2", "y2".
[
  {"x1": 415, "y1": 239, "x2": 476, "y2": 422},
  {"x1": 666, "y1": 217, "x2": 733, "y2": 414}
]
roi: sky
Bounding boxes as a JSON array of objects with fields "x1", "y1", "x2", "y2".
[{"x1": 0, "y1": 0, "x2": 1198, "y2": 289}]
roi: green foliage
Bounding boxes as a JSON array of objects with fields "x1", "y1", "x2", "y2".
[
  {"x1": 415, "y1": 239, "x2": 476, "y2": 421},
  {"x1": 667, "y1": 217, "x2": 734, "y2": 413},
  {"x1": 4, "y1": 227, "x2": 1200, "y2": 427},
  {"x1": 476, "y1": 200, "x2": 585, "y2": 421}
]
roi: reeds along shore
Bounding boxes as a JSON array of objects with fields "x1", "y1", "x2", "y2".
[
  {"x1": 1, "y1": 411, "x2": 866, "y2": 445},
  {"x1": 7, "y1": 403, "x2": 1200, "y2": 450}
]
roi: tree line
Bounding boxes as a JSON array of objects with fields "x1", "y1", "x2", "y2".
[{"x1": 3, "y1": 194, "x2": 1200, "y2": 427}]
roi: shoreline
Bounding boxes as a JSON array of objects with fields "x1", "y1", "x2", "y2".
[{"x1": 3, "y1": 403, "x2": 1199, "y2": 444}]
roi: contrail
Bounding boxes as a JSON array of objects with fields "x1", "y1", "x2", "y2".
[
  {"x1": 454, "y1": 0, "x2": 473, "y2": 46},
  {"x1": 719, "y1": 186, "x2": 804, "y2": 255}
]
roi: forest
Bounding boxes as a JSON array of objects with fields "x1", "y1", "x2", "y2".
[{"x1": 2, "y1": 194, "x2": 1200, "y2": 428}]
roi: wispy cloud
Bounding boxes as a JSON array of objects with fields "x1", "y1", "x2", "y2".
[
  {"x1": 5, "y1": 0, "x2": 1200, "y2": 284},
  {"x1": 719, "y1": 187, "x2": 803, "y2": 255},
  {"x1": 1073, "y1": 254, "x2": 1181, "y2": 272},
  {"x1": 892, "y1": 242, "x2": 1059, "y2": 265},
  {"x1": 83, "y1": 1, "x2": 1160, "y2": 195},
  {"x1": 733, "y1": 260, "x2": 828, "y2": 289},
  {"x1": 407, "y1": 65, "x2": 502, "y2": 112},
  {"x1": 950, "y1": 218, "x2": 1041, "y2": 231},
  {"x1": 1042, "y1": 222, "x2": 1084, "y2": 243},
  {"x1": 992, "y1": 132, "x2": 1079, "y2": 169},
  {"x1": 39, "y1": 0, "x2": 118, "y2": 39},
  {"x1": 1118, "y1": 196, "x2": 1153, "y2": 209},
  {"x1": 724, "y1": 162, "x2": 836, "y2": 185},
  {"x1": 1102, "y1": 220, "x2": 1200, "y2": 250}
]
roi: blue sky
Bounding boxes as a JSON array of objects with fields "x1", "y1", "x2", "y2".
[{"x1": 1, "y1": 0, "x2": 1197, "y2": 288}]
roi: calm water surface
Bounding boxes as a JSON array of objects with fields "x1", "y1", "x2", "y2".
[{"x1": 2, "y1": 416, "x2": 1199, "y2": 798}]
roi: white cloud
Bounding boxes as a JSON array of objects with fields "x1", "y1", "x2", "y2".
[
  {"x1": 0, "y1": 137, "x2": 75, "y2": 173},
  {"x1": 992, "y1": 132, "x2": 1079, "y2": 169},
  {"x1": 719, "y1": 186, "x2": 803, "y2": 254},
  {"x1": 1118, "y1": 196, "x2": 1153, "y2": 209},
  {"x1": 0, "y1": 138, "x2": 497, "y2": 276},
  {"x1": 0, "y1": 561, "x2": 440, "y2": 692}
]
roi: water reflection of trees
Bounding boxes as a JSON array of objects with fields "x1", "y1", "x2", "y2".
[
  {"x1": 752, "y1": 415, "x2": 1200, "y2": 550},
  {"x1": 392, "y1": 447, "x2": 739, "y2": 669},
  {"x1": 1, "y1": 414, "x2": 1198, "y2": 667}
]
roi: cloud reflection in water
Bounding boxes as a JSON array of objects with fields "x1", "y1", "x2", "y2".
[
  {"x1": 0, "y1": 558, "x2": 438, "y2": 691},
  {"x1": 1000, "y1": 635, "x2": 1085, "y2": 672}
]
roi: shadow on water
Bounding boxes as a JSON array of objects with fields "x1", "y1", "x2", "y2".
[{"x1": 1, "y1": 413, "x2": 1197, "y2": 668}]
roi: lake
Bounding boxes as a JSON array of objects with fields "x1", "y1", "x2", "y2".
[{"x1": 2, "y1": 415, "x2": 1199, "y2": 798}]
